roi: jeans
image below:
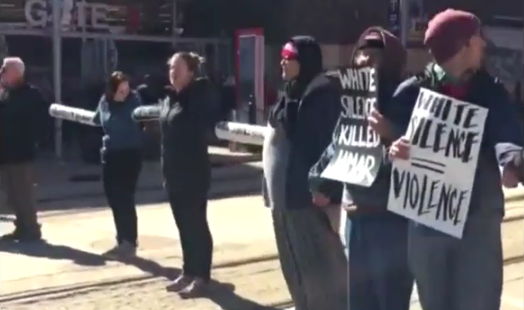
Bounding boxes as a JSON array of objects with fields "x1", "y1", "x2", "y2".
[
  {"x1": 408, "y1": 210, "x2": 503, "y2": 310},
  {"x1": 346, "y1": 213, "x2": 413, "y2": 310},
  {"x1": 102, "y1": 148, "x2": 142, "y2": 246}
]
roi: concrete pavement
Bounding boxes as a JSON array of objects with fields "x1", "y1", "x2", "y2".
[{"x1": 0, "y1": 192, "x2": 522, "y2": 310}]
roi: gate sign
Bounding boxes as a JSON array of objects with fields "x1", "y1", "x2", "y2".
[
  {"x1": 387, "y1": 88, "x2": 488, "y2": 239},
  {"x1": 320, "y1": 66, "x2": 383, "y2": 187}
]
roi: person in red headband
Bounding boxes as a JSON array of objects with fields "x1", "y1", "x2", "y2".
[
  {"x1": 262, "y1": 36, "x2": 347, "y2": 310},
  {"x1": 388, "y1": 9, "x2": 524, "y2": 310}
]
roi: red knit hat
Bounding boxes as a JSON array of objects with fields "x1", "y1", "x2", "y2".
[{"x1": 424, "y1": 9, "x2": 481, "y2": 64}]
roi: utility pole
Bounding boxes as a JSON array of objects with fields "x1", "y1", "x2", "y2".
[
  {"x1": 52, "y1": 0, "x2": 63, "y2": 159},
  {"x1": 399, "y1": 0, "x2": 410, "y2": 47}
]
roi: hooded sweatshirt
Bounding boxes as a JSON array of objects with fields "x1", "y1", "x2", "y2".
[
  {"x1": 262, "y1": 36, "x2": 341, "y2": 210},
  {"x1": 389, "y1": 63, "x2": 523, "y2": 214},
  {"x1": 309, "y1": 27, "x2": 408, "y2": 213}
]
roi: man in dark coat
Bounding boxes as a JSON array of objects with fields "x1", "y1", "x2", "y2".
[{"x1": 0, "y1": 57, "x2": 44, "y2": 241}]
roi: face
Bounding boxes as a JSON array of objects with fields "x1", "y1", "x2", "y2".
[
  {"x1": 463, "y1": 31, "x2": 486, "y2": 70},
  {"x1": 0, "y1": 65, "x2": 20, "y2": 86},
  {"x1": 113, "y1": 81, "x2": 130, "y2": 102},
  {"x1": 354, "y1": 48, "x2": 383, "y2": 67},
  {"x1": 280, "y1": 58, "x2": 300, "y2": 81},
  {"x1": 169, "y1": 55, "x2": 193, "y2": 88}
]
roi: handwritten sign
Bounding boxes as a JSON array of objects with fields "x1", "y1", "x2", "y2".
[
  {"x1": 321, "y1": 66, "x2": 382, "y2": 187},
  {"x1": 387, "y1": 88, "x2": 488, "y2": 238}
]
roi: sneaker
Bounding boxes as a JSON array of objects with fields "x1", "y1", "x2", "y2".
[
  {"x1": 103, "y1": 241, "x2": 137, "y2": 258},
  {"x1": 178, "y1": 277, "x2": 209, "y2": 298},
  {"x1": 166, "y1": 274, "x2": 194, "y2": 292}
]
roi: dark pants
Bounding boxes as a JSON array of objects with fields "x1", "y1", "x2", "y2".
[
  {"x1": 1, "y1": 163, "x2": 39, "y2": 233},
  {"x1": 273, "y1": 207, "x2": 348, "y2": 310},
  {"x1": 102, "y1": 148, "x2": 142, "y2": 246},
  {"x1": 408, "y1": 210, "x2": 503, "y2": 310},
  {"x1": 346, "y1": 213, "x2": 413, "y2": 310},
  {"x1": 167, "y1": 191, "x2": 213, "y2": 280}
]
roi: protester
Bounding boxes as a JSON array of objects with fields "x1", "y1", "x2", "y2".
[
  {"x1": 262, "y1": 36, "x2": 347, "y2": 310},
  {"x1": 0, "y1": 57, "x2": 45, "y2": 242},
  {"x1": 92, "y1": 71, "x2": 144, "y2": 256},
  {"x1": 388, "y1": 9, "x2": 524, "y2": 310},
  {"x1": 161, "y1": 52, "x2": 218, "y2": 297},
  {"x1": 309, "y1": 27, "x2": 413, "y2": 310}
]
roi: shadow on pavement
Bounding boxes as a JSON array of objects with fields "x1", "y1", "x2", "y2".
[
  {"x1": 121, "y1": 255, "x2": 281, "y2": 310},
  {"x1": 0, "y1": 239, "x2": 106, "y2": 267}
]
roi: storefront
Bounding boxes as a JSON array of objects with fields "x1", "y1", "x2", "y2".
[{"x1": 0, "y1": 0, "x2": 231, "y2": 157}]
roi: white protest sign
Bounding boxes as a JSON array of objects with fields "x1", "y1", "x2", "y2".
[
  {"x1": 387, "y1": 88, "x2": 488, "y2": 238},
  {"x1": 49, "y1": 104, "x2": 98, "y2": 126},
  {"x1": 321, "y1": 66, "x2": 383, "y2": 186}
]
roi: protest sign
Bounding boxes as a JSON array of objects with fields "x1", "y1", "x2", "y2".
[
  {"x1": 387, "y1": 88, "x2": 488, "y2": 238},
  {"x1": 320, "y1": 66, "x2": 383, "y2": 187}
]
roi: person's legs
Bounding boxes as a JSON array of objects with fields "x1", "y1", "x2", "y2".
[
  {"x1": 272, "y1": 209, "x2": 308, "y2": 310},
  {"x1": 102, "y1": 151, "x2": 127, "y2": 246},
  {"x1": 2, "y1": 163, "x2": 40, "y2": 240},
  {"x1": 408, "y1": 222, "x2": 454, "y2": 310},
  {"x1": 285, "y1": 207, "x2": 348, "y2": 310},
  {"x1": 347, "y1": 215, "x2": 378, "y2": 310},
  {"x1": 116, "y1": 150, "x2": 142, "y2": 246},
  {"x1": 452, "y1": 211, "x2": 503, "y2": 310},
  {"x1": 366, "y1": 215, "x2": 413, "y2": 310},
  {"x1": 166, "y1": 191, "x2": 213, "y2": 295}
]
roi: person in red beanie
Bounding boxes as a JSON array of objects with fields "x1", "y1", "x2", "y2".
[{"x1": 387, "y1": 9, "x2": 524, "y2": 310}]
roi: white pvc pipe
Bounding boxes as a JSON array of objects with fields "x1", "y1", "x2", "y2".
[
  {"x1": 49, "y1": 103, "x2": 98, "y2": 126},
  {"x1": 215, "y1": 122, "x2": 267, "y2": 146}
]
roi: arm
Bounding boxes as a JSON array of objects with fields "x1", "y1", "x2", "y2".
[
  {"x1": 305, "y1": 89, "x2": 343, "y2": 203},
  {"x1": 487, "y1": 82, "x2": 524, "y2": 175},
  {"x1": 380, "y1": 78, "x2": 421, "y2": 143},
  {"x1": 91, "y1": 96, "x2": 104, "y2": 126}
]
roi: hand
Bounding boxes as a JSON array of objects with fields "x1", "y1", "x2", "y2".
[
  {"x1": 312, "y1": 192, "x2": 330, "y2": 207},
  {"x1": 501, "y1": 166, "x2": 519, "y2": 188},
  {"x1": 368, "y1": 108, "x2": 392, "y2": 139},
  {"x1": 389, "y1": 137, "x2": 411, "y2": 160}
]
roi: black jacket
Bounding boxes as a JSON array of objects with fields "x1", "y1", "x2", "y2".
[
  {"x1": 0, "y1": 82, "x2": 45, "y2": 164},
  {"x1": 160, "y1": 78, "x2": 219, "y2": 196}
]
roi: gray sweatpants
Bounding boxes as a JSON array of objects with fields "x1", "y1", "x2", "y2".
[
  {"x1": 1, "y1": 163, "x2": 39, "y2": 232},
  {"x1": 408, "y1": 209, "x2": 503, "y2": 310}
]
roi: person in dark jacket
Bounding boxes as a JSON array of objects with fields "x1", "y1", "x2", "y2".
[
  {"x1": 388, "y1": 10, "x2": 523, "y2": 310},
  {"x1": 93, "y1": 71, "x2": 144, "y2": 256},
  {"x1": 0, "y1": 57, "x2": 44, "y2": 242},
  {"x1": 160, "y1": 52, "x2": 217, "y2": 297},
  {"x1": 309, "y1": 27, "x2": 413, "y2": 310},
  {"x1": 262, "y1": 36, "x2": 348, "y2": 310}
]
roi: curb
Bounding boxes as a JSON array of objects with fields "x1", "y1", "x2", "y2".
[{"x1": 35, "y1": 164, "x2": 262, "y2": 203}]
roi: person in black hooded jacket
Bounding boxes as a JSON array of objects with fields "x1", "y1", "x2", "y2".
[
  {"x1": 262, "y1": 36, "x2": 347, "y2": 310},
  {"x1": 159, "y1": 52, "x2": 218, "y2": 297},
  {"x1": 309, "y1": 27, "x2": 413, "y2": 310}
]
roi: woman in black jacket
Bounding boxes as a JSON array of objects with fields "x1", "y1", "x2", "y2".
[{"x1": 160, "y1": 52, "x2": 217, "y2": 297}]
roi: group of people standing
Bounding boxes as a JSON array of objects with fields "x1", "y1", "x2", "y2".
[
  {"x1": 0, "y1": 52, "x2": 219, "y2": 298},
  {"x1": 264, "y1": 8, "x2": 523, "y2": 310}
]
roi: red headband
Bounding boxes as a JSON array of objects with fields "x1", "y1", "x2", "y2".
[{"x1": 281, "y1": 42, "x2": 298, "y2": 59}]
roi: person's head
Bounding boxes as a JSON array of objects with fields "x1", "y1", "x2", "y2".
[
  {"x1": 280, "y1": 36, "x2": 323, "y2": 82},
  {"x1": 106, "y1": 71, "x2": 130, "y2": 102},
  {"x1": 424, "y1": 9, "x2": 485, "y2": 77},
  {"x1": 351, "y1": 27, "x2": 407, "y2": 80},
  {"x1": 0, "y1": 57, "x2": 25, "y2": 87},
  {"x1": 167, "y1": 52, "x2": 205, "y2": 90}
]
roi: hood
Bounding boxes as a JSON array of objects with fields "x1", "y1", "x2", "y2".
[
  {"x1": 283, "y1": 36, "x2": 323, "y2": 99},
  {"x1": 352, "y1": 27, "x2": 407, "y2": 80},
  {"x1": 288, "y1": 36, "x2": 323, "y2": 84}
]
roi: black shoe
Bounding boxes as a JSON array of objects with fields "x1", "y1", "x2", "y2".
[{"x1": 0, "y1": 228, "x2": 42, "y2": 242}]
